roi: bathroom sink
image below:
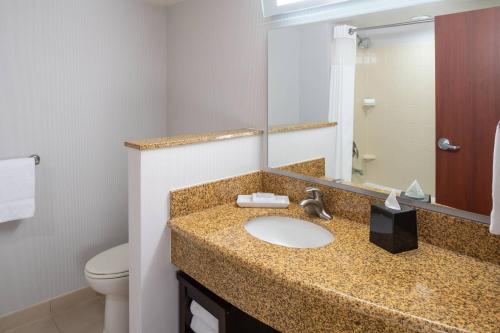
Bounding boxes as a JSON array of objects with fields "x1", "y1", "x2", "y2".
[{"x1": 244, "y1": 216, "x2": 334, "y2": 249}]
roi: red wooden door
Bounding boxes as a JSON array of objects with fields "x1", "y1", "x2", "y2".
[{"x1": 435, "y1": 6, "x2": 500, "y2": 215}]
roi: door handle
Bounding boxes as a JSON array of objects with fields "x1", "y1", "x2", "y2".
[{"x1": 438, "y1": 138, "x2": 461, "y2": 152}]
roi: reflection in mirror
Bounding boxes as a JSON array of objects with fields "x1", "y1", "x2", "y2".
[
  {"x1": 268, "y1": 22, "x2": 336, "y2": 179},
  {"x1": 351, "y1": 21, "x2": 435, "y2": 203},
  {"x1": 267, "y1": 0, "x2": 500, "y2": 217}
]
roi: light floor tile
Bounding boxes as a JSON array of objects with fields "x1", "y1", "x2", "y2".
[
  {"x1": 50, "y1": 288, "x2": 97, "y2": 315},
  {"x1": 52, "y1": 298, "x2": 104, "y2": 333},
  {"x1": 4, "y1": 317, "x2": 59, "y2": 333},
  {"x1": 0, "y1": 302, "x2": 51, "y2": 332}
]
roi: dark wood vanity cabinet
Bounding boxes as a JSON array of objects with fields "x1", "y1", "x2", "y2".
[{"x1": 177, "y1": 271, "x2": 279, "y2": 333}]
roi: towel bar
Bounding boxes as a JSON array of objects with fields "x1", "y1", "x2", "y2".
[
  {"x1": 0, "y1": 154, "x2": 40, "y2": 166},
  {"x1": 30, "y1": 155, "x2": 41, "y2": 165}
]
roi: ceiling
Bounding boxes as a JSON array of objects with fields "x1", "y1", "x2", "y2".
[{"x1": 141, "y1": 0, "x2": 185, "y2": 6}]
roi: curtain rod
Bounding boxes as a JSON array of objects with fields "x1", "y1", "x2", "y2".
[{"x1": 349, "y1": 18, "x2": 434, "y2": 35}]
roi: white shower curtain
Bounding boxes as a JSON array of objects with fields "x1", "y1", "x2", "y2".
[{"x1": 329, "y1": 25, "x2": 357, "y2": 182}]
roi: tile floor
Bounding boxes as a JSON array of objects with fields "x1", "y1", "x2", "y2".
[{"x1": 4, "y1": 298, "x2": 104, "y2": 333}]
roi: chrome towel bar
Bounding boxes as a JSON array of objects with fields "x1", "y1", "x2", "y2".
[
  {"x1": 0, "y1": 154, "x2": 40, "y2": 166},
  {"x1": 30, "y1": 155, "x2": 41, "y2": 165}
]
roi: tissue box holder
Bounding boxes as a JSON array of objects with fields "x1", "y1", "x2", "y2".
[{"x1": 370, "y1": 204, "x2": 418, "y2": 254}]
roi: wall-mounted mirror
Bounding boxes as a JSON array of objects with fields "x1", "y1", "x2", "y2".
[{"x1": 267, "y1": 0, "x2": 500, "y2": 220}]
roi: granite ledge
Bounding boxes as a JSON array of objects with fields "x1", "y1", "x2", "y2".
[
  {"x1": 125, "y1": 128, "x2": 263, "y2": 151},
  {"x1": 268, "y1": 121, "x2": 337, "y2": 134}
]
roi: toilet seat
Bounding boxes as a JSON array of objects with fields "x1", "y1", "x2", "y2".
[
  {"x1": 85, "y1": 243, "x2": 129, "y2": 280},
  {"x1": 85, "y1": 270, "x2": 129, "y2": 280}
]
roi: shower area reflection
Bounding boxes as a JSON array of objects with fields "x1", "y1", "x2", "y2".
[
  {"x1": 267, "y1": 17, "x2": 437, "y2": 200},
  {"x1": 268, "y1": 1, "x2": 500, "y2": 217},
  {"x1": 346, "y1": 20, "x2": 436, "y2": 200}
]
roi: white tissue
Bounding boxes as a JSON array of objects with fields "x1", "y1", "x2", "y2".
[
  {"x1": 385, "y1": 190, "x2": 401, "y2": 210},
  {"x1": 405, "y1": 180, "x2": 425, "y2": 199}
]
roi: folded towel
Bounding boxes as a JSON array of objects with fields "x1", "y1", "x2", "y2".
[
  {"x1": 190, "y1": 301, "x2": 218, "y2": 332},
  {"x1": 190, "y1": 315, "x2": 217, "y2": 333},
  {"x1": 0, "y1": 158, "x2": 35, "y2": 224},
  {"x1": 491, "y1": 123, "x2": 500, "y2": 235}
]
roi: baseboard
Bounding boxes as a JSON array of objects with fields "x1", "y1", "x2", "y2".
[{"x1": 0, "y1": 286, "x2": 102, "y2": 332}]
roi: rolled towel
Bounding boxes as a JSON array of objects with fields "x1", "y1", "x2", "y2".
[
  {"x1": 190, "y1": 315, "x2": 217, "y2": 333},
  {"x1": 491, "y1": 123, "x2": 500, "y2": 235},
  {"x1": 190, "y1": 301, "x2": 219, "y2": 332}
]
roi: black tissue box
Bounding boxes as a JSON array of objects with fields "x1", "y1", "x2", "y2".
[{"x1": 370, "y1": 204, "x2": 418, "y2": 254}]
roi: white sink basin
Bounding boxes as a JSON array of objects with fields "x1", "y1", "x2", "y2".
[{"x1": 244, "y1": 216, "x2": 334, "y2": 249}]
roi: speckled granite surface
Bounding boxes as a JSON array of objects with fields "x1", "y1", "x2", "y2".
[
  {"x1": 262, "y1": 172, "x2": 500, "y2": 265},
  {"x1": 170, "y1": 159, "x2": 324, "y2": 218},
  {"x1": 269, "y1": 121, "x2": 337, "y2": 134},
  {"x1": 169, "y1": 204, "x2": 500, "y2": 333},
  {"x1": 125, "y1": 128, "x2": 262, "y2": 150},
  {"x1": 171, "y1": 171, "x2": 499, "y2": 264},
  {"x1": 170, "y1": 172, "x2": 262, "y2": 218},
  {"x1": 277, "y1": 158, "x2": 325, "y2": 178}
]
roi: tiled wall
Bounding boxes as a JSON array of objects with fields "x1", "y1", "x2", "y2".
[{"x1": 353, "y1": 29, "x2": 436, "y2": 196}]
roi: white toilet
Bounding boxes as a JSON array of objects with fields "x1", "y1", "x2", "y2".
[{"x1": 85, "y1": 243, "x2": 129, "y2": 333}]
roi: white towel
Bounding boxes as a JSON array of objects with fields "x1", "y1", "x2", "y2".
[
  {"x1": 0, "y1": 158, "x2": 35, "y2": 223},
  {"x1": 190, "y1": 301, "x2": 218, "y2": 332},
  {"x1": 491, "y1": 124, "x2": 500, "y2": 235},
  {"x1": 190, "y1": 315, "x2": 217, "y2": 333}
]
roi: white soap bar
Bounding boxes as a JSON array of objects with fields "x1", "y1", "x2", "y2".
[
  {"x1": 237, "y1": 195, "x2": 289, "y2": 208},
  {"x1": 363, "y1": 98, "x2": 376, "y2": 106},
  {"x1": 252, "y1": 192, "x2": 275, "y2": 203},
  {"x1": 362, "y1": 153, "x2": 376, "y2": 161}
]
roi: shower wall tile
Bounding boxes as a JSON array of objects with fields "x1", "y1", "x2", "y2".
[{"x1": 353, "y1": 35, "x2": 436, "y2": 196}]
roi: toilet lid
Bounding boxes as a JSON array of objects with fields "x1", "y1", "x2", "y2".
[{"x1": 85, "y1": 243, "x2": 128, "y2": 278}]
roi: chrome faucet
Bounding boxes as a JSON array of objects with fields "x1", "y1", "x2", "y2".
[{"x1": 299, "y1": 187, "x2": 332, "y2": 220}]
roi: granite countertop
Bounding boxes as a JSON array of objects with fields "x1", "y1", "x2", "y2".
[
  {"x1": 169, "y1": 204, "x2": 500, "y2": 333},
  {"x1": 125, "y1": 128, "x2": 263, "y2": 151},
  {"x1": 125, "y1": 122, "x2": 336, "y2": 150},
  {"x1": 268, "y1": 121, "x2": 337, "y2": 134}
]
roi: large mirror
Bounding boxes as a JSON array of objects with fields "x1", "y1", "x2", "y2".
[{"x1": 267, "y1": 0, "x2": 500, "y2": 219}]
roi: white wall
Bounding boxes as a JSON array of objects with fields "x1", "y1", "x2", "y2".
[
  {"x1": 268, "y1": 127, "x2": 337, "y2": 178},
  {"x1": 163, "y1": 0, "x2": 450, "y2": 135},
  {"x1": 268, "y1": 22, "x2": 331, "y2": 127},
  {"x1": 298, "y1": 23, "x2": 331, "y2": 124},
  {"x1": 268, "y1": 28, "x2": 301, "y2": 126},
  {"x1": 128, "y1": 135, "x2": 262, "y2": 333},
  {"x1": 166, "y1": 0, "x2": 268, "y2": 135},
  {"x1": 0, "y1": 0, "x2": 168, "y2": 315}
]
